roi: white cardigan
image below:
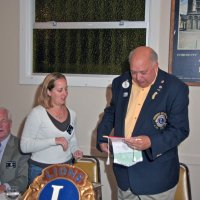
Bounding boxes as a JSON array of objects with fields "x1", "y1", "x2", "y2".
[{"x1": 20, "y1": 105, "x2": 80, "y2": 164}]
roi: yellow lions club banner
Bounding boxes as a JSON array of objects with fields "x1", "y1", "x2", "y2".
[{"x1": 21, "y1": 164, "x2": 95, "y2": 200}]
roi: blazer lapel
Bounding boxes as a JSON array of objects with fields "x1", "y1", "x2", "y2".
[
  {"x1": 1, "y1": 135, "x2": 15, "y2": 162},
  {"x1": 134, "y1": 69, "x2": 166, "y2": 132},
  {"x1": 122, "y1": 83, "x2": 132, "y2": 118},
  {"x1": 120, "y1": 77, "x2": 132, "y2": 136}
]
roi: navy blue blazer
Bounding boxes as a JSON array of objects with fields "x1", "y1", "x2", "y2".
[{"x1": 97, "y1": 69, "x2": 189, "y2": 195}]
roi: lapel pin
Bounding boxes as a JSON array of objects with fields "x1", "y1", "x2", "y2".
[
  {"x1": 123, "y1": 92, "x2": 128, "y2": 97},
  {"x1": 122, "y1": 80, "x2": 130, "y2": 89},
  {"x1": 152, "y1": 92, "x2": 158, "y2": 100}
]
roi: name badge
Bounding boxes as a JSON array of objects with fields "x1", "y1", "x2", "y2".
[
  {"x1": 67, "y1": 125, "x2": 74, "y2": 135},
  {"x1": 6, "y1": 161, "x2": 16, "y2": 168}
]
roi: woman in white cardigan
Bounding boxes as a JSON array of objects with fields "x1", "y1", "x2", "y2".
[{"x1": 20, "y1": 72, "x2": 83, "y2": 184}]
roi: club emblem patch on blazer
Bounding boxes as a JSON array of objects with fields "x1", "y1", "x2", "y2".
[{"x1": 153, "y1": 112, "x2": 167, "y2": 129}]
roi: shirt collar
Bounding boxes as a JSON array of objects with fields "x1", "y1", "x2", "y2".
[{"x1": 0, "y1": 134, "x2": 10, "y2": 148}]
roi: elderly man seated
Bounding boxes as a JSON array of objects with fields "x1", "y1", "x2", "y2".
[{"x1": 0, "y1": 107, "x2": 29, "y2": 193}]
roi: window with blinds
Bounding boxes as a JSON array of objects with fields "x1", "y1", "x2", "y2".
[
  {"x1": 20, "y1": 0, "x2": 150, "y2": 86},
  {"x1": 33, "y1": 0, "x2": 148, "y2": 75}
]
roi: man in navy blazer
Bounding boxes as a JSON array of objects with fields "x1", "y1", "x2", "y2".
[{"x1": 96, "y1": 46, "x2": 189, "y2": 200}]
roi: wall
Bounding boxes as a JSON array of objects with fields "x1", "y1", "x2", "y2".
[{"x1": 0, "y1": 0, "x2": 199, "y2": 199}]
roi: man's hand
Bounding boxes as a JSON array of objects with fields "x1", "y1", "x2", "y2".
[
  {"x1": 124, "y1": 135, "x2": 151, "y2": 150},
  {"x1": 99, "y1": 143, "x2": 109, "y2": 153}
]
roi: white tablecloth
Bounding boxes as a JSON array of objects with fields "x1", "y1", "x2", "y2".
[
  {"x1": 0, "y1": 193, "x2": 7, "y2": 200},
  {"x1": 0, "y1": 193, "x2": 21, "y2": 200}
]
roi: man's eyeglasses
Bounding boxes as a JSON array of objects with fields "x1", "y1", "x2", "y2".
[{"x1": 0, "y1": 119, "x2": 9, "y2": 125}]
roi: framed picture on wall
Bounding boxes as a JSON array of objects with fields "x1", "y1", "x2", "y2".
[{"x1": 168, "y1": 0, "x2": 200, "y2": 86}]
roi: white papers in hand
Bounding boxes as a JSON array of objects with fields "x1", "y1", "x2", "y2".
[{"x1": 108, "y1": 136, "x2": 143, "y2": 167}]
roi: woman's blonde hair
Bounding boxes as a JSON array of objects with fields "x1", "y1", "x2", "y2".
[{"x1": 38, "y1": 72, "x2": 66, "y2": 108}]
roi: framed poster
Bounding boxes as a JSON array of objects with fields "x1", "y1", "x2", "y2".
[{"x1": 169, "y1": 0, "x2": 200, "y2": 86}]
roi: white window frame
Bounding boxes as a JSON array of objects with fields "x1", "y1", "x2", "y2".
[{"x1": 20, "y1": 0, "x2": 156, "y2": 87}]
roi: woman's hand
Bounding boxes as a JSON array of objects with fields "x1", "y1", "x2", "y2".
[
  {"x1": 55, "y1": 137, "x2": 68, "y2": 151},
  {"x1": 73, "y1": 150, "x2": 83, "y2": 160}
]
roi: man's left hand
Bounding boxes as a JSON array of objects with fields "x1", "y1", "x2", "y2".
[{"x1": 124, "y1": 135, "x2": 151, "y2": 150}]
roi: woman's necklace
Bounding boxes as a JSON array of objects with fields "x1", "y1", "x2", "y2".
[{"x1": 50, "y1": 107, "x2": 66, "y2": 120}]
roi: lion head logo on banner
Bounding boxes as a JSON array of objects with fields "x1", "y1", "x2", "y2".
[{"x1": 21, "y1": 164, "x2": 95, "y2": 200}]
